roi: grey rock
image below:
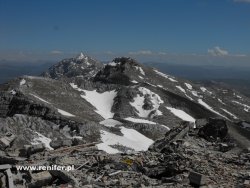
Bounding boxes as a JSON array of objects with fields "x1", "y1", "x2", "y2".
[
  {"x1": 188, "y1": 171, "x2": 207, "y2": 186},
  {"x1": 28, "y1": 171, "x2": 53, "y2": 188}
]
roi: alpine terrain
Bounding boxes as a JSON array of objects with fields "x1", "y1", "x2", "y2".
[{"x1": 0, "y1": 53, "x2": 250, "y2": 187}]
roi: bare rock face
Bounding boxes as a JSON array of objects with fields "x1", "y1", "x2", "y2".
[
  {"x1": 94, "y1": 57, "x2": 146, "y2": 85},
  {"x1": 198, "y1": 118, "x2": 228, "y2": 141},
  {"x1": 42, "y1": 53, "x2": 103, "y2": 80}
]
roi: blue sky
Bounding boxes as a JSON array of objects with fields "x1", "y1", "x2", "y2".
[{"x1": 0, "y1": 0, "x2": 250, "y2": 66}]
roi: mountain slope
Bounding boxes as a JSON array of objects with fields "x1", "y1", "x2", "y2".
[
  {"x1": 1, "y1": 54, "x2": 250, "y2": 152},
  {"x1": 0, "y1": 53, "x2": 250, "y2": 187}
]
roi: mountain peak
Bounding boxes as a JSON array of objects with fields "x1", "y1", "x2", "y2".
[
  {"x1": 76, "y1": 52, "x2": 87, "y2": 60},
  {"x1": 42, "y1": 53, "x2": 103, "y2": 79},
  {"x1": 113, "y1": 57, "x2": 139, "y2": 66}
]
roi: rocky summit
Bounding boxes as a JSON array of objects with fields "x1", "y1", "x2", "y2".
[{"x1": 0, "y1": 53, "x2": 250, "y2": 187}]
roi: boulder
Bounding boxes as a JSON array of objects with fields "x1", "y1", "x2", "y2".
[
  {"x1": 50, "y1": 139, "x2": 72, "y2": 150},
  {"x1": 28, "y1": 171, "x2": 53, "y2": 188},
  {"x1": 19, "y1": 144, "x2": 45, "y2": 157},
  {"x1": 198, "y1": 118, "x2": 228, "y2": 141},
  {"x1": 0, "y1": 133, "x2": 16, "y2": 150},
  {"x1": 188, "y1": 171, "x2": 207, "y2": 186}
]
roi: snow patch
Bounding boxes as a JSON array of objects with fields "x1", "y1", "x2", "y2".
[
  {"x1": 168, "y1": 77, "x2": 178, "y2": 82},
  {"x1": 221, "y1": 108, "x2": 238, "y2": 119},
  {"x1": 130, "y1": 87, "x2": 163, "y2": 118},
  {"x1": 198, "y1": 99, "x2": 228, "y2": 119},
  {"x1": 70, "y1": 83, "x2": 81, "y2": 90},
  {"x1": 185, "y1": 83, "x2": 193, "y2": 90},
  {"x1": 30, "y1": 94, "x2": 51, "y2": 104},
  {"x1": 139, "y1": 76, "x2": 144, "y2": 79},
  {"x1": 131, "y1": 80, "x2": 138, "y2": 84},
  {"x1": 154, "y1": 69, "x2": 169, "y2": 79},
  {"x1": 146, "y1": 82, "x2": 156, "y2": 87},
  {"x1": 176, "y1": 86, "x2": 186, "y2": 93},
  {"x1": 166, "y1": 107, "x2": 195, "y2": 124},
  {"x1": 232, "y1": 101, "x2": 250, "y2": 112},
  {"x1": 100, "y1": 119, "x2": 122, "y2": 127},
  {"x1": 58, "y1": 109, "x2": 75, "y2": 117},
  {"x1": 154, "y1": 69, "x2": 178, "y2": 82},
  {"x1": 124, "y1": 117, "x2": 156, "y2": 124},
  {"x1": 76, "y1": 52, "x2": 86, "y2": 60},
  {"x1": 185, "y1": 94, "x2": 194, "y2": 101},
  {"x1": 10, "y1": 90, "x2": 16, "y2": 95},
  {"x1": 97, "y1": 127, "x2": 154, "y2": 154},
  {"x1": 218, "y1": 99, "x2": 226, "y2": 105},
  {"x1": 236, "y1": 95, "x2": 242, "y2": 99},
  {"x1": 200, "y1": 87, "x2": 212, "y2": 94},
  {"x1": 108, "y1": 61, "x2": 118, "y2": 66},
  {"x1": 135, "y1": 66, "x2": 145, "y2": 75},
  {"x1": 200, "y1": 87, "x2": 207, "y2": 92},
  {"x1": 31, "y1": 131, "x2": 53, "y2": 150},
  {"x1": 81, "y1": 90, "x2": 117, "y2": 119},
  {"x1": 70, "y1": 83, "x2": 117, "y2": 119},
  {"x1": 20, "y1": 79, "x2": 26, "y2": 86},
  {"x1": 191, "y1": 91, "x2": 200, "y2": 97}
]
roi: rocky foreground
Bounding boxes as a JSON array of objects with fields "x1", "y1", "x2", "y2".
[{"x1": 0, "y1": 118, "x2": 249, "y2": 188}]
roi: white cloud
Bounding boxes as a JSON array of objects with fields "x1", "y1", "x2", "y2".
[
  {"x1": 158, "y1": 52, "x2": 167, "y2": 55},
  {"x1": 50, "y1": 50, "x2": 63, "y2": 55},
  {"x1": 234, "y1": 0, "x2": 250, "y2": 3},
  {"x1": 208, "y1": 46, "x2": 229, "y2": 56},
  {"x1": 128, "y1": 50, "x2": 153, "y2": 55}
]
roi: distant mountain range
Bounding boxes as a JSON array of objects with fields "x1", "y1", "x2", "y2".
[{"x1": 1, "y1": 59, "x2": 250, "y2": 96}]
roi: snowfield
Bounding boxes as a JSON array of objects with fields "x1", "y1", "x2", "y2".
[
  {"x1": 130, "y1": 87, "x2": 163, "y2": 118},
  {"x1": 70, "y1": 83, "x2": 117, "y2": 119},
  {"x1": 97, "y1": 127, "x2": 154, "y2": 154},
  {"x1": 81, "y1": 89, "x2": 117, "y2": 119},
  {"x1": 166, "y1": 107, "x2": 195, "y2": 123}
]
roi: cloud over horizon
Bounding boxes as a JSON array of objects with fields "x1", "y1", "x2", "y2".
[
  {"x1": 128, "y1": 50, "x2": 153, "y2": 55},
  {"x1": 50, "y1": 50, "x2": 63, "y2": 55},
  {"x1": 208, "y1": 46, "x2": 229, "y2": 56}
]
